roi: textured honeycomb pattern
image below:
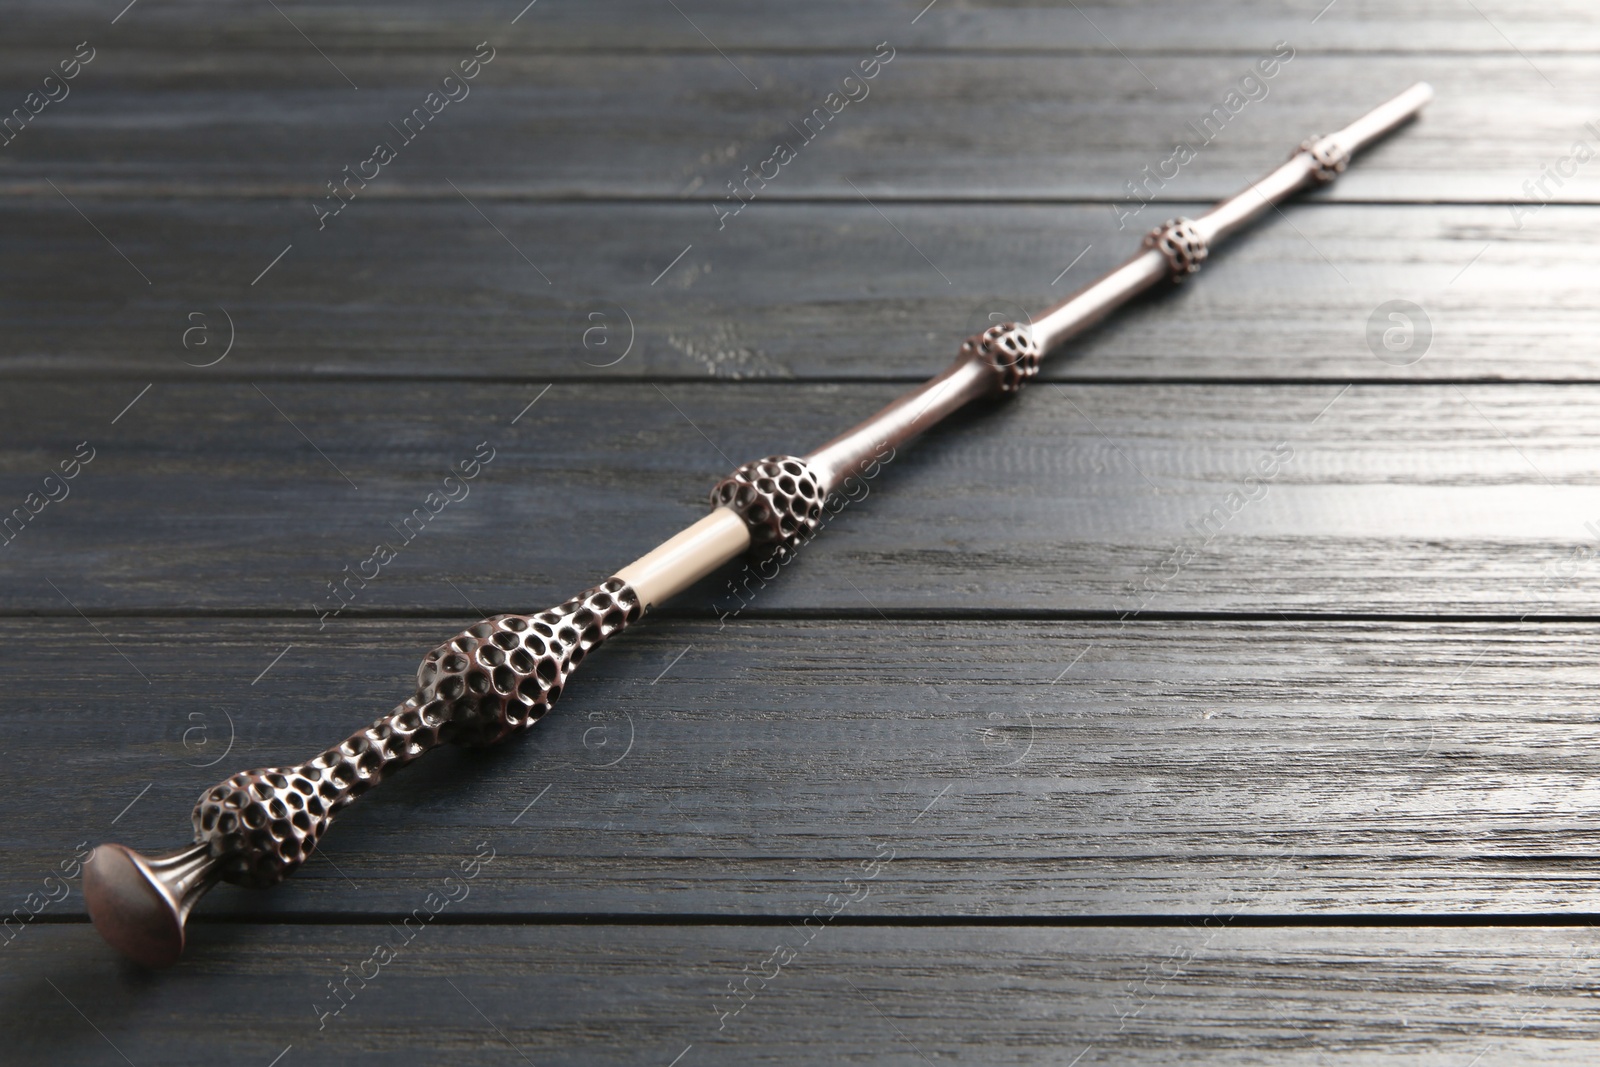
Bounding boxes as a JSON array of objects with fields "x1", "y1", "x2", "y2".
[
  {"x1": 416, "y1": 578, "x2": 641, "y2": 746},
  {"x1": 711, "y1": 455, "x2": 825, "y2": 562},
  {"x1": 190, "y1": 707, "x2": 424, "y2": 889},
  {"x1": 962, "y1": 323, "x2": 1040, "y2": 394},
  {"x1": 1143, "y1": 217, "x2": 1208, "y2": 282},
  {"x1": 191, "y1": 579, "x2": 640, "y2": 888},
  {"x1": 1297, "y1": 134, "x2": 1350, "y2": 184}
]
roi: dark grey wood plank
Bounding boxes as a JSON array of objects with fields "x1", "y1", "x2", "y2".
[
  {"x1": 6, "y1": 923, "x2": 1599, "y2": 1065},
  {"x1": 8, "y1": 0, "x2": 1598, "y2": 52},
  {"x1": 1, "y1": 381, "x2": 1597, "y2": 614},
  {"x1": 8, "y1": 616, "x2": 1600, "y2": 915},
  {"x1": 3, "y1": 199, "x2": 1581, "y2": 382},
  {"x1": 7, "y1": 2, "x2": 1582, "y2": 1063},
  {"x1": 0, "y1": 48, "x2": 1584, "y2": 202}
]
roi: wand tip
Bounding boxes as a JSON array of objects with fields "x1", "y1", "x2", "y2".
[{"x1": 84, "y1": 841, "x2": 218, "y2": 968}]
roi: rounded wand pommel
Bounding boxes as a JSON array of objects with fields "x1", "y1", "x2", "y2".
[{"x1": 82, "y1": 841, "x2": 220, "y2": 968}]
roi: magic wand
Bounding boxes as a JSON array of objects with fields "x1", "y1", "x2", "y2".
[{"x1": 83, "y1": 81, "x2": 1434, "y2": 966}]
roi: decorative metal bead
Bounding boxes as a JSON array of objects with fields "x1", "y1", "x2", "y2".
[
  {"x1": 191, "y1": 579, "x2": 640, "y2": 888},
  {"x1": 711, "y1": 455, "x2": 825, "y2": 561},
  {"x1": 1296, "y1": 135, "x2": 1349, "y2": 184},
  {"x1": 962, "y1": 322, "x2": 1040, "y2": 394},
  {"x1": 416, "y1": 579, "x2": 641, "y2": 746},
  {"x1": 1143, "y1": 217, "x2": 1208, "y2": 282}
]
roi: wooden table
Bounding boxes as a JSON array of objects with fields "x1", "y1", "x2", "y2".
[{"x1": 5, "y1": 2, "x2": 1599, "y2": 1062}]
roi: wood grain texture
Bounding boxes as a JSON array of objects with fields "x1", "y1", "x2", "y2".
[
  {"x1": 1, "y1": 381, "x2": 1597, "y2": 614},
  {"x1": 0, "y1": 48, "x2": 1583, "y2": 202},
  {"x1": 6, "y1": 0, "x2": 1599, "y2": 1057},
  {"x1": 3, "y1": 199, "x2": 1588, "y2": 382},
  {"x1": 8, "y1": 0, "x2": 1600, "y2": 52},
  {"x1": 6, "y1": 617, "x2": 1600, "y2": 915},
  {"x1": 6, "y1": 923, "x2": 1600, "y2": 1066}
]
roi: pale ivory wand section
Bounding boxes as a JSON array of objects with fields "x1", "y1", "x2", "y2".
[
  {"x1": 614, "y1": 507, "x2": 752, "y2": 611},
  {"x1": 83, "y1": 82, "x2": 1433, "y2": 967}
]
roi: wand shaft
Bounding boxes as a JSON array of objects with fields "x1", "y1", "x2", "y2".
[
  {"x1": 822, "y1": 82, "x2": 1432, "y2": 495},
  {"x1": 618, "y1": 81, "x2": 1436, "y2": 609},
  {"x1": 614, "y1": 508, "x2": 751, "y2": 611}
]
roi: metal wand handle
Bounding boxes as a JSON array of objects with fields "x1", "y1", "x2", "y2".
[{"x1": 85, "y1": 581, "x2": 642, "y2": 966}]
